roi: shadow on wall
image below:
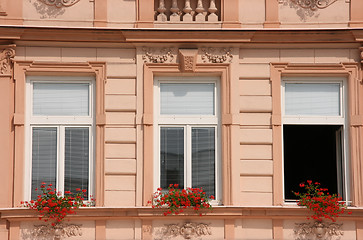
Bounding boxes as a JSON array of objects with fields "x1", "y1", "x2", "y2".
[
  {"x1": 280, "y1": 0, "x2": 320, "y2": 21},
  {"x1": 29, "y1": 0, "x2": 66, "y2": 19}
]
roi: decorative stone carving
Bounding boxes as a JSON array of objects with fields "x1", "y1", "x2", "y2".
[
  {"x1": 0, "y1": 47, "x2": 15, "y2": 75},
  {"x1": 142, "y1": 47, "x2": 175, "y2": 63},
  {"x1": 162, "y1": 222, "x2": 211, "y2": 239},
  {"x1": 290, "y1": 0, "x2": 338, "y2": 10},
  {"x1": 294, "y1": 221, "x2": 343, "y2": 240},
  {"x1": 179, "y1": 49, "x2": 198, "y2": 72},
  {"x1": 30, "y1": 223, "x2": 82, "y2": 240},
  {"x1": 201, "y1": 48, "x2": 233, "y2": 63},
  {"x1": 38, "y1": 0, "x2": 81, "y2": 8}
]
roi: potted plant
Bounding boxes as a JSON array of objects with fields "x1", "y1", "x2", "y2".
[
  {"x1": 148, "y1": 184, "x2": 214, "y2": 216},
  {"x1": 294, "y1": 180, "x2": 352, "y2": 238},
  {"x1": 22, "y1": 182, "x2": 95, "y2": 226}
]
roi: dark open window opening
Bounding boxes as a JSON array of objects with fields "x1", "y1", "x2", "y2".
[{"x1": 283, "y1": 125, "x2": 344, "y2": 200}]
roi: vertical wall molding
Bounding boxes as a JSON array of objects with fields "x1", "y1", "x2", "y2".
[{"x1": 264, "y1": 0, "x2": 280, "y2": 28}]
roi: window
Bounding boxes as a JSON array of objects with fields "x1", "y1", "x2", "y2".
[
  {"x1": 282, "y1": 77, "x2": 349, "y2": 202},
  {"x1": 154, "y1": 77, "x2": 221, "y2": 201},
  {"x1": 26, "y1": 77, "x2": 94, "y2": 200}
]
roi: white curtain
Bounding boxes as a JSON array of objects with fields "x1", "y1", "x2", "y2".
[
  {"x1": 33, "y1": 83, "x2": 89, "y2": 116},
  {"x1": 64, "y1": 127, "x2": 90, "y2": 197},
  {"x1": 31, "y1": 127, "x2": 57, "y2": 199},
  {"x1": 285, "y1": 83, "x2": 340, "y2": 116},
  {"x1": 160, "y1": 83, "x2": 215, "y2": 115},
  {"x1": 192, "y1": 127, "x2": 215, "y2": 196}
]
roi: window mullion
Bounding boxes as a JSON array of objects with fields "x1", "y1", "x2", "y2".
[
  {"x1": 58, "y1": 126, "x2": 65, "y2": 194},
  {"x1": 186, "y1": 125, "x2": 191, "y2": 189}
]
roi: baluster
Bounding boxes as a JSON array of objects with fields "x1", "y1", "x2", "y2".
[
  {"x1": 157, "y1": 0, "x2": 167, "y2": 22},
  {"x1": 183, "y1": 0, "x2": 193, "y2": 22},
  {"x1": 208, "y1": 0, "x2": 218, "y2": 22},
  {"x1": 170, "y1": 0, "x2": 180, "y2": 22},
  {"x1": 195, "y1": 0, "x2": 205, "y2": 22}
]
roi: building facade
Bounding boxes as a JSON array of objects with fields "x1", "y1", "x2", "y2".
[{"x1": 1, "y1": 0, "x2": 363, "y2": 239}]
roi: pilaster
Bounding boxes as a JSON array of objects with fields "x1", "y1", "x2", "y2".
[
  {"x1": 136, "y1": 0, "x2": 154, "y2": 28},
  {"x1": 349, "y1": 0, "x2": 363, "y2": 27},
  {"x1": 0, "y1": 46, "x2": 15, "y2": 208},
  {"x1": 94, "y1": 0, "x2": 108, "y2": 27},
  {"x1": 264, "y1": 0, "x2": 280, "y2": 28},
  {"x1": 221, "y1": 0, "x2": 241, "y2": 28}
]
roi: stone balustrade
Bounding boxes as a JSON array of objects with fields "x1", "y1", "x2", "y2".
[{"x1": 155, "y1": 0, "x2": 220, "y2": 22}]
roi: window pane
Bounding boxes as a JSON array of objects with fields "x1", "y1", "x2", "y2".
[
  {"x1": 192, "y1": 127, "x2": 215, "y2": 197},
  {"x1": 285, "y1": 83, "x2": 340, "y2": 116},
  {"x1": 32, "y1": 127, "x2": 57, "y2": 199},
  {"x1": 33, "y1": 83, "x2": 89, "y2": 116},
  {"x1": 160, "y1": 127, "x2": 184, "y2": 189},
  {"x1": 65, "y1": 127, "x2": 89, "y2": 199},
  {"x1": 160, "y1": 83, "x2": 215, "y2": 115}
]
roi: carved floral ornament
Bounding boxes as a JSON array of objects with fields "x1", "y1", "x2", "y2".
[
  {"x1": 142, "y1": 47, "x2": 233, "y2": 64},
  {"x1": 290, "y1": 0, "x2": 338, "y2": 10},
  {"x1": 162, "y1": 222, "x2": 211, "y2": 239},
  {"x1": 201, "y1": 48, "x2": 233, "y2": 63},
  {"x1": 142, "y1": 47, "x2": 176, "y2": 63},
  {"x1": 294, "y1": 221, "x2": 343, "y2": 240},
  {"x1": 0, "y1": 47, "x2": 15, "y2": 75},
  {"x1": 37, "y1": 0, "x2": 81, "y2": 8},
  {"x1": 29, "y1": 223, "x2": 82, "y2": 240}
]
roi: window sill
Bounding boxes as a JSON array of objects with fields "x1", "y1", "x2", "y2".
[{"x1": 1, "y1": 206, "x2": 361, "y2": 221}]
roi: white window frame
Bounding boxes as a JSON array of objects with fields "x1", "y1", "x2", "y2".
[
  {"x1": 281, "y1": 76, "x2": 350, "y2": 203},
  {"x1": 25, "y1": 76, "x2": 95, "y2": 201},
  {"x1": 154, "y1": 76, "x2": 222, "y2": 203}
]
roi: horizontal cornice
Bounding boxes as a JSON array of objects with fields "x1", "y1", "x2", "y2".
[
  {"x1": 0, "y1": 26, "x2": 362, "y2": 44},
  {"x1": 1, "y1": 206, "x2": 362, "y2": 221}
]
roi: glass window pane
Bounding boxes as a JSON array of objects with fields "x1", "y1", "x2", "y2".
[
  {"x1": 33, "y1": 83, "x2": 89, "y2": 116},
  {"x1": 31, "y1": 127, "x2": 57, "y2": 199},
  {"x1": 160, "y1": 127, "x2": 184, "y2": 189},
  {"x1": 192, "y1": 127, "x2": 215, "y2": 197},
  {"x1": 65, "y1": 127, "x2": 89, "y2": 199},
  {"x1": 160, "y1": 83, "x2": 215, "y2": 115},
  {"x1": 285, "y1": 83, "x2": 340, "y2": 116}
]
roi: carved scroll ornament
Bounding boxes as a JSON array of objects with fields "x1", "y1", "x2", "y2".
[
  {"x1": 142, "y1": 47, "x2": 175, "y2": 63},
  {"x1": 31, "y1": 223, "x2": 82, "y2": 240},
  {"x1": 38, "y1": 0, "x2": 81, "y2": 8},
  {"x1": 0, "y1": 48, "x2": 15, "y2": 75},
  {"x1": 163, "y1": 222, "x2": 211, "y2": 239},
  {"x1": 201, "y1": 48, "x2": 233, "y2": 63},
  {"x1": 290, "y1": 0, "x2": 338, "y2": 10},
  {"x1": 294, "y1": 221, "x2": 343, "y2": 240}
]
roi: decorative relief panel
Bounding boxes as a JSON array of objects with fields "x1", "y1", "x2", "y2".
[
  {"x1": 201, "y1": 48, "x2": 233, "y2": 63},
  {"x1": 160, "y1": 222, "x2": 211, "y2": 239},
  {"x1": 0, "y1": 47, "x2": 15, "y2": 75},
  {"x1": 38, "y1": 0, "x2": 81, "y2": 8},
  {"x1": 294, "y1": 221, "x2": 343, "y2": 240},
  {"x1": 178, "y1": 49, "x2": 198, "y2": 72},
  {"x1": 290, "y1": 0, "x2": 338, "y2": 10},
  {"x1": 28, "y1": 223, "x2": 82, "y2": 240},
  {"x1": 142, "y1": 47, "x2": 176, "y2": 63}
]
